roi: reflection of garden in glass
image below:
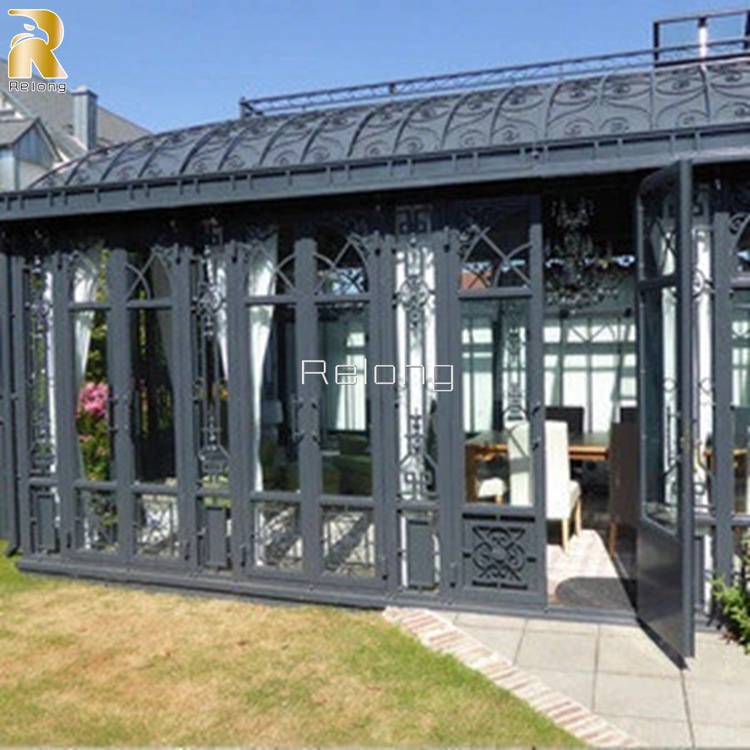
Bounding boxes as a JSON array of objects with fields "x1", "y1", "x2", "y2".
[
  {"x1": 75, "y1": 250, "x2": 113, "y2": 483},
  {"x1": 76, "y1": 311, "x2": 112, "y2": 481}
]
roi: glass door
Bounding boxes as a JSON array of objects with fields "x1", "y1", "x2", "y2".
[
  {"x1": 636, "y1": 160, "x2": 695, "y2": 659},
  {"x1": 245, "y1": 219, "x2": 387, "y2": 590}
]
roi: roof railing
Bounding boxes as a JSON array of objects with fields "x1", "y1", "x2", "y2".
[{"x1": 240, "y1": 10, "x2": 750, "y2": 117}]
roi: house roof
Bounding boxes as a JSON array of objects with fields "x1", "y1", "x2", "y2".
[
  {"x1": 0, "y1": 59, "x2": 149, "y2": 157},
  {"x1": 4, "y1": 55, "x2": 750, "y2": 221},
  {"x1": 0, "y1": 117, "x2": 38, "y2": 147}
]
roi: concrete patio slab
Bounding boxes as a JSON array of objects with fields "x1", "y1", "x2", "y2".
[
  {"x1": 684, "y1": 636, "x2": 750, "y2": 682},
  {"x1": 460, "y1": 624, "x2": 525, "y2": 660},
  {"x1": 594, "y1": 672, "x2": 686, "y2": 721},
  {"x1": 527, "y1": 666, "x2": 595, "y2": 709},
  {"x1": 454, "y1": 612, "x2": 526, "y2": 629},
  {"x1": 516, "y1": 630, "x2": 598, "y2": 672},
  {"x1": 692, "y1": 722, "x2": 750, "y2": 748},
  {"x1": 684, "y1": 679, "x2": 750, "y2": 726},
  {"x1": 524, "y1": 617, "x2": 599, "y2": 636},
  {"x1": 599, "y1": 714, "x2": 693, "y2": 748},
  {"x1": 597, "y1": 633, "x2": 679, "y2": 677}
]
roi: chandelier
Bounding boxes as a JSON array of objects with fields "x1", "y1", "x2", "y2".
[{"x1": 545, "y1": 196, "x2": 633, "y2": 312}]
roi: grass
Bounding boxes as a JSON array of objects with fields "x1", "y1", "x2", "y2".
[{"x1": 0, "y1": 541, "x2": 578, "y2": 746}]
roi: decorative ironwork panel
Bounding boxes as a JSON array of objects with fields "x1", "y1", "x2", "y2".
[
  {"x1": 730, "y1": 290, "x2": 750, "y2": 517},
  {"x1": 728, "y1": 181, "x2": 750, "y2": 275},
  {"x1": 320, "y1": 505, "x2": 375, "y2": 577},
  {"x1": 395, "y1": 207, "x2": 438, "y2": 504},
  {"x1": 462, "y1": 515, "x2": 538, "y2": 592},
  {"x1": 193, "y1": 249, "x2": 230, "y2": 489},
  {"x1": 135, "y1": 493, "x2": 179, "y2": 557},
  {"x1": 25, "y1": 257, "x2": 56, "y2": 477},
  {"x1": 692, "y1": 203, "x2": 714, "y2": 514},
  {"x1": 75, "y1": 489, "x2": 118, "y2": 552},
  {"x1": 253, "y1": 501, "x2": 303, "y2": 571}
]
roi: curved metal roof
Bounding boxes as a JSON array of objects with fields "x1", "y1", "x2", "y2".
[{"x1": 31, "y1": 59, "x2": 750, "y2": 191}]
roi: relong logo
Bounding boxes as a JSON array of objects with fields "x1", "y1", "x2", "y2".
[{"x1": 8, "y1": 8, "x2": 67, "y2": 79}]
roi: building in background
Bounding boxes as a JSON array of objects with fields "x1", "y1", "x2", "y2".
[{"x1": 0, "y1": 59, "x2": 148, "y2": 191}]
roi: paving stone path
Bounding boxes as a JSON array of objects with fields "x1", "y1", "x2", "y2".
[{"x1": 384, "y1": 606, "x2": 750, "y2": 748}]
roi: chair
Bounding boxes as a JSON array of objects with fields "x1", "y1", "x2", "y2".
[
  {"x1": 475, "y1": 476, "x2": 506, "y2": 503},
  {"x1": 508, "y1": 420, "x2": 582, "y2": 550},
  {"x1": 619, "y1": 406, "x2": 638, "y2": 424},
  {"x1": 608, "y1": 421, "x2": 639, "y2": 556},
  {"x1": 546, "y1": 406, "x2": 584, "y2": 438}
]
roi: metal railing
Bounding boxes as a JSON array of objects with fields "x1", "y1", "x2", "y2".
[{"x1": 239, "y1": 9, "x2": 750, "y2": 117}]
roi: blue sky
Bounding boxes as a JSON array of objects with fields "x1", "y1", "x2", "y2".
[{"x1": 3, "y1": 0, "x2": 745, "y2": 132}]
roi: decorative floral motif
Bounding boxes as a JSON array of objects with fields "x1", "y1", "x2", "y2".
[{"x1": 470, "y1": 524, "x2": 530, "y2": 586}]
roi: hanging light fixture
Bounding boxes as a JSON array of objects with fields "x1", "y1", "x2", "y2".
[{"x1": 545, "y1": 196, "x2": 633, "y2": 312}]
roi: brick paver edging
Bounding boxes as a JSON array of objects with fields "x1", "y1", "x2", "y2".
[{"x1": 383, "y1": 607, "x2": 641, "y2": 748}]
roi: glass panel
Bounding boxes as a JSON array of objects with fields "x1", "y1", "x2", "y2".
[
  {"x1": 642, "y1": 191, "x2": 677, "y2": 279},
  {"x1": 127, "y1": 248, "x2": 172, "y2": 301},
  {"x1": 254, "y1": 501, "x2": 302, "y2": 571},
  {"x1": 26, "y1": 260, "x2": 56, "y2": 477},
  {"x1": 318, "y1": 302, "x2": 371, "y2": 496},
  {"x1": 75, "y1": 489, "x2": 118, "y2": 552},
  {"x1": 457, "y1": 199, "x2": 530, "y2": 290},
  {"x1": 193, "y1": 256, "x2": 229, "y2": 490},
  {"x1": 71, "y1": 247, "x2": 108, "y2": 304},
  {"x1": 130, "y1": 308, "x2": 176, "y2": 483},
  {"x1": 321, "y1": 505, "x2": 375, "y2": 577},
  {"x1": 314, "y1": 226, "x2": 368, "y2": 295},
  {"x1": 462, "y1": 299, "x2": 532, "y2": 507},
  {"x1": 735, "y1": 215, "x2": 750, "y2": 275},
  {"x1": 135, "y1": 493, "x2": 179, "y2": 557},
  {"x1": 75, "y1": 310, "x2": 113, "y2": 481},
  {"x1": 250, "y1": 304, "x2": 298, "y2": 493},
  {"x1": 731, "y1": 290, "x2": 750, "y2": 516},
  {"x1": 643, "y1": 286, "x2": 679, "y2": 529},
  {"x1": 246, "y1": 230, "x2": 294, "y2": 297}
]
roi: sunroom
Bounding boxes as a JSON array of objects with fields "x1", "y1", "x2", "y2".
[{"x1": 2, "y1": 9, "x2": 750, "y2": 660}]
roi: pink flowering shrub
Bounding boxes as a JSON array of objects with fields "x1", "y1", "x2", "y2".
[
  {"x1": 77, "y1": 381, "x2": 111, "y2": 481},
  {"x1": 78, "y1": 381, "x2": 108, "y2": 419}
]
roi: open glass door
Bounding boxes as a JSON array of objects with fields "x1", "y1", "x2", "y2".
[{"x1": 636, "y1": 160, "x2": 695, "y2": 659}]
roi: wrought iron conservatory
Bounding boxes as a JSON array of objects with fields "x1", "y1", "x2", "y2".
[{"x1": 2, "y1": 10, "x2": 750, "y2": 659}]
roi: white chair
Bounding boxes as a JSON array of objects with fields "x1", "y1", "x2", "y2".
[
  {"x1": 475, "y1": 476, "x2": 506, "y2": 503},
  {"x1": 508, "y1": 420, "x2": 582, "y2": 551}
]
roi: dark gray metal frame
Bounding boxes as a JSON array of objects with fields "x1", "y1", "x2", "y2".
[
  {"x1": 0, "y1": 29, "x2": 749, "y2": 653},
  {"x1": 0, "y1": 196, "x2": 549, "y2": 614},
  {"x1": 713, "y1": 166, "x2": 750, "y2": 577},
  {"x1": 636, "y1": 160, "x2": 696, "y2": 659}
]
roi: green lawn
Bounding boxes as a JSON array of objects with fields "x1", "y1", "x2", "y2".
[{"x1": 0, "y1": 541, "x2": 578, "y2": 746}]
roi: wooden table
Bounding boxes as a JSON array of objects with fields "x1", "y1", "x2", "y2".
[{"x1": 465, "y1": 429, "x2": 610, "y2": 503}]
